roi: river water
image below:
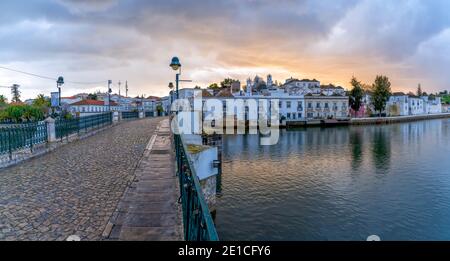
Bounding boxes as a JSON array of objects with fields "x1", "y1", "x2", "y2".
[{"x1": 215, "y1": 118, "x2": 450, "y2": 240}]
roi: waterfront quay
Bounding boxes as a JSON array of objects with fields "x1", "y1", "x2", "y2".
[{"x1": 0, "y1": 117, "x2": 173, "y2": 241}]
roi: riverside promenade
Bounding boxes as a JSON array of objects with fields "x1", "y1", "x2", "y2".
[
  {"x1": 0, "y1": 117, "x2": 180, "y2": 241},
  {"x1": 350, "y1": 113, "x2": 450, "y2": 125}
]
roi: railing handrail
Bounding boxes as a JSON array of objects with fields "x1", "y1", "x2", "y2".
[
  {"x1": 0, "y1": 121, "x2": 47, "y2": 156},
  {"x1": 177, "y1": 134, "x2": 219, "y2": 241}
]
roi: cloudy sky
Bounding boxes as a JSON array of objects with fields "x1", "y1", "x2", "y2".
[{"x1": 1, "y1": 0, "x2": 450, "y2": 100}]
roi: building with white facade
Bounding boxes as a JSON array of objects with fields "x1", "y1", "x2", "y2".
[
  {"x1": 175, "y1": 75, "x2": 349, "y2": 123},
  {"x1": 388, "y1": 93, "x2": 442, "y2": 116},
  {"x1": 69, "y1": 100, "x2": 119, "y2": 117},
  {"x1": 422, "y1": 96, "x2": 442, "y2": 114}
]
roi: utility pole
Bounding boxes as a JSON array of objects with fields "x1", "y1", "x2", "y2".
[
  {"x1": 118, "y1": 81, "x2": 122, "y2": 111},
  {"x1": 125, "y1": 81, "x2": 129, "y2": 98},
  {"x1": 108, "y1": 80, "x2": 112, "y2": 112}
]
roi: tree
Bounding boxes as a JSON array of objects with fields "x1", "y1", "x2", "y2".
[
  {"x1": 87, "y1": 93, "x2": 98, "y2": 100},
  {"x1": 22, "y1": 105, "x2": 44, "y2": 122},
  {"x1": 220, "y1": 78, "x2": 238, "y2": 89},
  {"x1": 33, "y1": 94, "x2": 50, "y2": 107},
  {"x1": 33, "y1": 94, "x2": 51, "y2": 117},
  {"x1": 156, "y1": 104, "x2": 164, "y2": 116},
  {"x1": 371, "y1": 75, "x2": 392, "y2": 117},
  {"x1": 208, "y1": 83, "x2": 220, "y2": 90},
  {"x1": 11, "y1": 84, "x2": 21, "y2": 103},
  {"x1": 0, "y1": 95, "x2": 7, "y2": 104},
  {"x1": 349, "y1": 77, "x2": 364, "y2": 117},
  {"x1": 417, "y1": 84, "x2": 423, "y2": 97},
  {"x1": 0, "y1": 95, "x2": 7, "y2": 108}
]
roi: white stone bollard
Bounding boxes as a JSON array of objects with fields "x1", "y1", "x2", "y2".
[
  {"x1": 139, "y1": 111, "x2": 145, "y2": 119},
  {"x1": 113, "y1": 111, "x2": 119, "y2": 123},
  {"x1": 44, "y1": 117, "x2": 57, "y2": 142}
]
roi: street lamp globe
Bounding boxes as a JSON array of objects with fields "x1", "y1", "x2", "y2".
[
  {"x1": 57, "y1": 76, "x2": 64, "y2": 87},
  {"x1": 170, "y1": 57, "x2": 181, "y2": 71}
]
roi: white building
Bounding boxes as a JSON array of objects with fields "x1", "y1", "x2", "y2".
[
  {"x1": 422, "y1": 96, "x2": 442, "y2": 114},
  {"x1": 388, "y1": 93, "x2": 409, "y2": 116},
  {"x1": 388, "y1": 93, "x2": 442, "y2": 116},
  {"x1": 69, "y1": 100, "x2": 119, "y2": 117},
  {"x1": 282, "y1": 78, "x2": 321, "y2": 95},
  {"x1": 181, "y1": 74, "x2": 349, "y2": 122}
]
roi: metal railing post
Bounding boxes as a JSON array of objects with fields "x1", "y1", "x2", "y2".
[{"x1": 8, "y1": 128, "x2": 12, "y2": 161}]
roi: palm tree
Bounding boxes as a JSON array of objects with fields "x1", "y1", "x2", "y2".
[{"x1": 33, "y1": 94, "x2": 50, "y2": 107}]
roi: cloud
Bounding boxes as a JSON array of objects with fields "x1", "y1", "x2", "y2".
[{"x1": 0, "y1": 0, "x2": 449, "y2": 100}]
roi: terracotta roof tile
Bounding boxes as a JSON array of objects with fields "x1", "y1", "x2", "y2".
[{"x1": 71, "y1": 100, "x2": 118, "y2": 106}]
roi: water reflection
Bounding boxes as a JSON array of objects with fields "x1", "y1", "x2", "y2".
[
  {"x1": 372, "y1": 128, "x2": 391, "y2": 174},
  {"x1": 216, "y1": 119, "x2": 450, "y2": 240},
  {"x1": 349, "y1": 129, "x2": 363, "y2": 171}
]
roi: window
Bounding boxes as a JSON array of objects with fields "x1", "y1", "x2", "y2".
[
  {"x1": 298, "y1": 113, "x2": 302, "y2": 119},
  {"x1": 279, "y1": 101, "x2": 283, "y2": 108},
  {"x1": 334, "y1": 102, "x2": 338, "y2": 110},
  {"x1": 293, "y1": 113, "x2": 296, "y2": 119},
  {"x1": 308, "y1": 102, "x2": 312, "y2": 109},
  {"x1": 287, "y1": 113, "x2": 291, "y2": 119},
  {"x1": 325, "y1": 103, "x2": 329, "y2": 109},
  {"x1": 298, "y1": 102, "x2": 303, "y2": 111},
  {"x1": 287, "y1": 101, "x2": 291, "y2": 109},
  {"x1": 316, "y1": 103, "x2": 321, "y2": 109}
]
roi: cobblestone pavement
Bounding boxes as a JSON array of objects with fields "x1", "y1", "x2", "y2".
[{"x1": 0, "y1": 117, "x2": 164, "y2": 241}]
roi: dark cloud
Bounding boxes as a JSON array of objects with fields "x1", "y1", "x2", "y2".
[{"x1": 0, "y1": 0, "x2": 449, "y2": 99}]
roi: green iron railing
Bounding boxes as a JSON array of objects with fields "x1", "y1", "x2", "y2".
[
  {"x1": 145, "y1": 111, "x2": 155, "y2": 118},
  {"x1": 56, "y1": 113, "x2": 112, "y2": 140},
  {"x1": 0, "y1": 121, "x2": 47, "y2": 158},
  {"x1": 175, "y1": 134, "x2": 219, "y2": 241},
  {"x1": 122, "y1": 111, "x2": 139, "y2": 119}
]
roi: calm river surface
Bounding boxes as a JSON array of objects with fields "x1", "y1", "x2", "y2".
[{"x1": 215, "y1": 118, "x2": 450, "y2": 240}]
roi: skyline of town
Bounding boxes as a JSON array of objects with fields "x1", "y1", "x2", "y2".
[
  {"x1": 1, "y1": 70, "x2": 450, "y2": 102},
  {"x1": 2, "y1": 0, "x2": 450, "y2": 100}
]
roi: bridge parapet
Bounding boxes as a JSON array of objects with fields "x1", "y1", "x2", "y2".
[{"x1": 175, "y1": 134, "x2": 219, "y2": 241}]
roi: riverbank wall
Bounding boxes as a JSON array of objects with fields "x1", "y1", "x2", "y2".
[{"x1": 350, "y1": 113, "x2": 450, "y2": 125}]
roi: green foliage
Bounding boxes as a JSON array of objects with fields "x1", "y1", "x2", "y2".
[
  {"x1": 0, "y1": 95, "x2": 7, "y2": 105},
  {"x1": 371, "y1": 75, "x2": 392, "y2": 116},
  {"x1": 33, "y1": 94, "x2": 50, "y2": 107},
  {"x1": 11, "y1": 84, "x2": 21, "y2": 103},
  {"x1": 442, "y1": 95, "x2": 450, "y2": 104},
  {"x1": 208, "y1": 83, "x2": 220, "y2": 90},
  {"x1": 417, "y1": 84, "x2": 423, "y2": 97},
  {"x1": 62, "y1": 110, "x2": 73, "y2": 120},
  {"x1": 32, "y1": 94, "x2": 51, "y2": 117},
  {"x1": 349, "y1": 77, "x2": 364, "y2": 115},
  {"x1": 0, "y1": 104, "x2": 44, "y2": 123},
  {"x1": 87, "y1": 93, "x2": 98, "y2": 100},
  {"x1": 220, "y1": 78, "x2": 239, "y2": 89}
]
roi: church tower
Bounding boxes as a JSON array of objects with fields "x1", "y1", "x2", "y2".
[
  {"x1": 267, "y1": 74, "x2": 273, "y2": 87},
  {"x1": 246, "y1": 78, "x2": 253, "y2": 96}
]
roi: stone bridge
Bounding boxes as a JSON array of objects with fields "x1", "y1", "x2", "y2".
[{"x1": 0, "y1": 117, "x2": 181, "y2": 241}]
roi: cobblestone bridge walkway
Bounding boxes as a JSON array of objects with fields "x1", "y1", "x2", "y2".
[{"x1": 0, "y1": 117, "x2": 169, "y2": 241}]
